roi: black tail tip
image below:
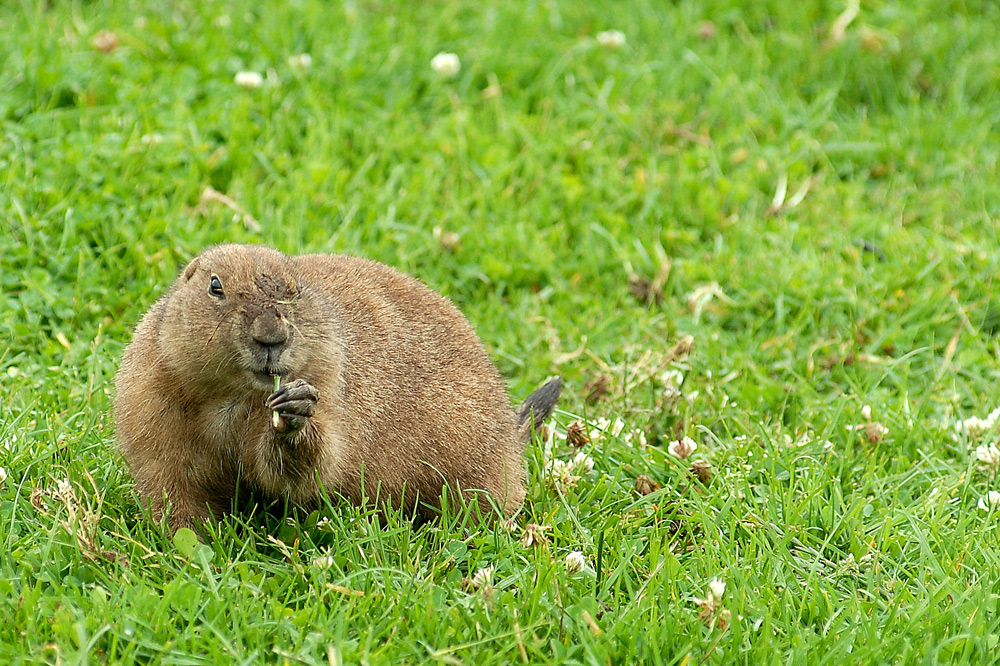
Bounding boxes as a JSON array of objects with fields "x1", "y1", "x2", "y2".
[{"x1": 517, "y1": 376, "x2": 563, "y2": 430}]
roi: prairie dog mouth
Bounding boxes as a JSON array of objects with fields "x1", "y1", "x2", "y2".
[{"x1": 250, "y1": 368, "x2": 284, "y2": 390}]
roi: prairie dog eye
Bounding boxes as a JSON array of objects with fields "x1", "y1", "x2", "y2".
[{"x1": 208, "y1": 275, "x2": 225, "y2": 298}]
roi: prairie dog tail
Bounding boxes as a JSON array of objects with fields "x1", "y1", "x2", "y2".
[{"x1": 515, "y1": 377, "x2": 562, "y2": 442}]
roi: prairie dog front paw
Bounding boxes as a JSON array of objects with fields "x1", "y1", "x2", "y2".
[{"x1": 266, "y1": 379, "x2": 319, "y2": 435}]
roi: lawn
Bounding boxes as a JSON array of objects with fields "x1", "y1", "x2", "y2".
[{"x1": 2, "y1": 0, "x2": 1000, "y2": 663}]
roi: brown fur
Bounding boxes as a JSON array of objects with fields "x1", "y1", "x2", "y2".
[{"x1": 114, "y1": 244, "x2": 560, "y2": 532}]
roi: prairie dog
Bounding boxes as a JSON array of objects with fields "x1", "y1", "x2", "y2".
[{"x1": 114, "y1": 244, "x2": 560, "y2": 532}]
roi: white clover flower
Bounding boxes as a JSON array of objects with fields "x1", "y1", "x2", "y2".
[
  {"x1": 691, "y1": 459, "x2": 712, "y2": 484},
  {"x1": 571, "y1": 452, "x2": 595, "y2": 475},
  {"x1": 0, "y1": 467, "x2": 6, "y2": 485},
  {"x1": 623, "y1": 428, "x2": 647, "y2": 448},
  {"x1": 588, "y1": 416, "x2": 625, "y2": 442},
  {"x1": 547, "y1": 458, "x2": 581, "y2": 490},
  {"x1": 498, "y1": 518, "x2": 518, "y2": 533},
  {"x1": 707, "y1": 578, "x2": 725, "y2": 601},
  {"x1": 978, "y1": 491, "x2": 1000, "y2": 512},
  {"x1": 863, "y1": 422, "x2": 889, "y2": 444},
  {"x1": 90, "y1": 30, "x2": 119, "y2": 54},
  {"x1": 661, "y1": 369, "x2": 684, "y2": 386},
  {"x1": 957, "y1": 416, "x2": 988, "y2": 438},
  {"x1": 693, "y1": 577, "x2": 730, "y2": 629},
  {"x1": 311, "y1": 554, "x2": 336, "y2": 569},
  {"x1": 288, "y1": 53, "x2": 312, "y2": 70},
  {"x1": 668, "y1": 436, "x2": 698, "y2": 460},
  {"x1": 56, "y1": 478, "x2": 73, "y2": 498},
  {"x1": 470, "y1": 565, "x2": 494, "y2": 590},
  {"x1": 849, "y1": 412, "x2": 890, "y2": 443},
  {"x1": 430, "y1": 52, "x2": 461, "y2": 78},
  {"x1": 590, "y1": 416, "x2": 612, "y2": 442},
  {"x1": 432, "y1": 226, "x2": 461, "y2": 252},
  {"x1": 661, "y1": 368, "x2": 684, "y2": 402},
  {"x1": 955, "y1": 408, "x2": 1000, "y2": 440},
  {"x1": 786, "y1": 431, "x2": 810, "y2": 448},
  {"x1": 565, "y1": 420, "x2": 590, "y2": 447},
  {"x1": 588, "y1": 418, "x2": 608, "y2": 442},
  {"x1": 565, "y1": 551, "x2": 587, "y2": 575},
  {"x1": 520, "y1": 523, "x2": 549, "y2": 548},
  {"x1": 234, "y1": 71, "x2": 264, "y2": 89},
  {"x1": 976, "y1": 444, "x2": 1000, "y2": 476},
  {"x1": 634, "y1": 474, "x2": 661, "y2": 495},
  {"x1": 596, "y1": 30, "x2": 626, "y2": 49}
]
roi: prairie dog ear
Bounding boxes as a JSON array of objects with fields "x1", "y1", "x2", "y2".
[{"x1": 182, "y1": 257, "x2": 201, "y2": 282}]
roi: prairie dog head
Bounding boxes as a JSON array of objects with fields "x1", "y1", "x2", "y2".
[{"x1": 159, "y1": 244, "x2": 327, "y2": 393}]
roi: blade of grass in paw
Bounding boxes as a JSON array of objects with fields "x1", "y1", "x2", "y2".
[{"x1": 272, "y1": 375, "x2": 281, "y2": 429}]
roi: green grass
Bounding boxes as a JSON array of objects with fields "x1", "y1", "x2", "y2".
[{"x1": 3, "y1": 0, "x2": 1000, "y2": 663}]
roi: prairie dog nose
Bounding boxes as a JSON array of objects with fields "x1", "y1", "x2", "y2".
[{"x1": 251, "y1": 309, "x2": 288, "y2": 347}]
